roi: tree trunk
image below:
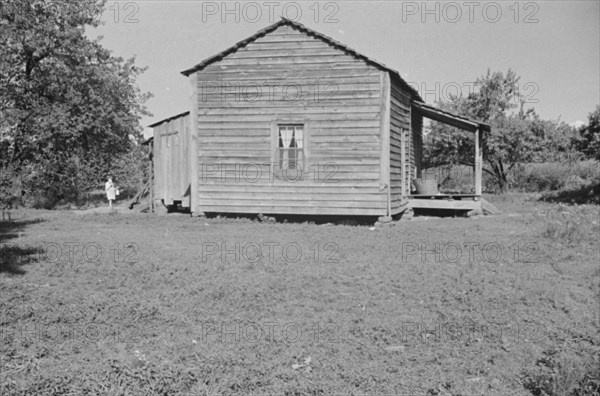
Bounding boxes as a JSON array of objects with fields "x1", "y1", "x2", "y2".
[
  {"x1": 496, "y1": 172, "x2": 509, "y2": 194},
  {"x1": 11, "y1": 172, "x2": 23, "y2": 208}
]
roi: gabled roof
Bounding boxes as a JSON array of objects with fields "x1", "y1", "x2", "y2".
[
  {"x1": 176, "y1": 18, "x2": 491, "y2": 133},
  {"x1": 180, "y1": 17, "x2": 422, "y2": 101}
]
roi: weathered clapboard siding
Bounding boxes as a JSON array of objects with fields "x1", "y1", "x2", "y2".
[
  {"x1": 389, "y1": 76, "x2": 414, "y2": 213},
  {"x1": 152, "y1": 113, "x2": 191, "y2": 207},
  {"x1": 191, "y1": 24, "x2": 385, "y2": 215}
]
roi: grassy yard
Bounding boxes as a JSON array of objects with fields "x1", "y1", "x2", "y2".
[{"x1": 1, "y1": 194, "x2": 599, "y2": 395}]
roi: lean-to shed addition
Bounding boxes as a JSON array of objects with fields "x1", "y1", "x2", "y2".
[{"x1": 148, "y1": 111, "x2": 191, "y2": 208}]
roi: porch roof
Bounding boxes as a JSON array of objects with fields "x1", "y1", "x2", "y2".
[{"x1": 412, "y1": 101, "x2": 491, "y2": 133}]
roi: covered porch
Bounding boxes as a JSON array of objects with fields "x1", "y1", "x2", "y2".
[{"x1": 407, "y1": 102, "x2": 491, "y2": 212}]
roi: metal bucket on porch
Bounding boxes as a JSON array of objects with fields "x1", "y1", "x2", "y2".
[{"x1": 412, "y1": 178, "x2": 439, "y2": 195}]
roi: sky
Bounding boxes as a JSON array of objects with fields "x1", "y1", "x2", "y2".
[{"x1": 85, "y1": 1, "x2": 600, "y2": 137}]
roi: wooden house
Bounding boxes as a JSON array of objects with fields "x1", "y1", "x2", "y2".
[{"x1": 150, "y1": 18, "x2": 489, "y2": 218}]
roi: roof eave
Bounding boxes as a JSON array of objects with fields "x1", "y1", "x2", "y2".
[
  {"x1": 181, "y1": 19, "x2": 288, "y2": 76},
  {"x1": 148, "y1": 111, "x2": 191, "y2": 128}
]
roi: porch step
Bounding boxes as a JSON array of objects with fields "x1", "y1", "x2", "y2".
[{"x1": 481, "y1": 198, "x2": 502, "y2": 215}]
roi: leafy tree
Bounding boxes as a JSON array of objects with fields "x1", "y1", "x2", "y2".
[
  {"x1": 424, "y1": 69, "x2": 541, "y2": 192},
  {"x1": 526, "y1": 113, "x2": 579, "y2": 162},
  {"x1": 0, "y1": 0, "x2": 151, "y2": 207},
  {"x1": 577, "y1": 105, "x2": 600, "y2": 161}
]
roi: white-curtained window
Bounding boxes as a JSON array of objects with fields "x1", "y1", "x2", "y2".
[{"x1": 278, "y1": 125, "x2": 304, "y2": 170}]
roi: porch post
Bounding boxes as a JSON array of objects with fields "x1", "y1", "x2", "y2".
[
  {"x1": 149, "y1": 144, "x2": 154, "y2": 213},
  {"x1": 474, "y1": 126, "x2": 483, "y2": 196}
]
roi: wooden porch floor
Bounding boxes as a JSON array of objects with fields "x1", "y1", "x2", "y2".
[{"x1": 408, "y1": 194, "x2": 481, "y2": 210}]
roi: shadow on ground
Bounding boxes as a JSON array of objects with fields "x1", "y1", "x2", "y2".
[
  {"x1": 203, "y1": 213, "x2": 405, "y2": 226},
  {"x1": 0, "y1": 217, "x2": 45, "y2": 275},
  {"x1": 183, "y1": 209, "x2": 472, "y2": 225},
  {"x1": 412, "y1": 208, "x2": 472, "y2": 218},
  {"x1": 539, "y1": 182, "x2": 600, "y2": 205}
]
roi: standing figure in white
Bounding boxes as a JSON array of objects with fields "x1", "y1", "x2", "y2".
[{"x1": 105, "y1": 176, "x2": 117, "y2": 208}]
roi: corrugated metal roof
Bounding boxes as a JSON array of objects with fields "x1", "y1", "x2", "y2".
[{"x1": 180, "y1": 17, "x2": 422, "y2": 101}]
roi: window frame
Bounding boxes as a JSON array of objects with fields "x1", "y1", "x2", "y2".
[
  {"x1": 277, "y1": 124, "x2": 304, "y2": 170},
  {"x1": 270, "y1": 121, "x2": 310, "y2": 181}
]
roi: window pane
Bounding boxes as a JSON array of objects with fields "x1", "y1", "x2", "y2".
[
  {"x1": 279, "y1": 126, "x2": 293, "y2": 148},
  {"x1": 279, "y1": 148, "x2": 284, "y2": 169},
  {"x1": 289, "y1": 149, "x2": 297, "y2": 169},
  {"x1": 294, "y1": 126, "x2": 303, "y2": 148}
]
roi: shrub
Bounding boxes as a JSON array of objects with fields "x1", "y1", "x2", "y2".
[
  {"x1": 423, "y1": 160, "x2": 599, "y2": 194},
  {"x1": 522, "y1": 350, "x2": 600, "y2": 396},
  {"x1": 535, "y1": 204, "x2": 599, "y2": 246},
  {"x1": 513, "y1": 161, "x2": 599, "y2": 192},
  {"x1": 541, "y1": 182, "x2": 600, "y2": 205}
]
